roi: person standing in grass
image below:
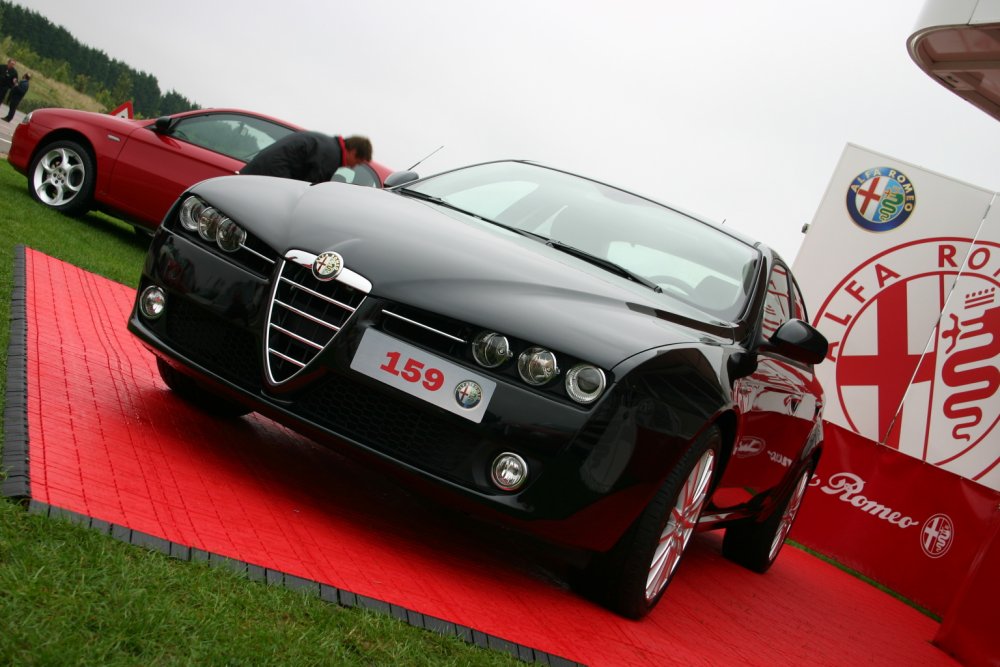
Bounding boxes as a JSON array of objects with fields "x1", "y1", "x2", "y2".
[
  {"x1": 0, "y1": 59, "x2": 18, "y2": 109},
  {"x1": 3, "y1": 72, "x2": 29, "y2": 122}
]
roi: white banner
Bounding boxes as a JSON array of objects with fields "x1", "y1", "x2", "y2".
[{"x1": 793, "y1": 144, "x2": 999, "y2": 491}]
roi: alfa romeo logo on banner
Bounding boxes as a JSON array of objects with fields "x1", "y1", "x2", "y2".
[
  {"x1": 846, "y1": 167, "x2": 916, "y2": 232},
  {"x1": 921, "y1": 513, "x2": 955, "y2": 559},
  {"x1": 815, "y1": 238, "x2": 1000, "y2": 483}
]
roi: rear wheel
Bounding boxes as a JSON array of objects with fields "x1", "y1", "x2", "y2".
[
  {"x1": 584, "y1": 425, "x2": 721, "y2": 619},
  {"x1": 28, "y1": 139, "x2": 96, "y2": 215},
  {"x1": 156, "y1": 357, "x2": 251, "y2": 418},
  {"x1": 722, "y1": 464, "x2": 813, "y2": 573}
]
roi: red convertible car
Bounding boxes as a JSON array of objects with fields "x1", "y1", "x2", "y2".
[{"x1": 7, "y1": 107, "x2": 393, "y2": 232}]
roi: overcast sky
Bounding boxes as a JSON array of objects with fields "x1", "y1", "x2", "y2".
[{"x1": 13, "y1": 0, "x2": 1000, "y2": 261}]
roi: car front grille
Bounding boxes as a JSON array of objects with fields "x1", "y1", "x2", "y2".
[
  {"x1": 265, "y1": 256, "x2": 369, "y2": 384},
  {"x1": 295, "y1": 372, "x2": 479, "y2": 478},
  {"x1": 237, "y1": 234, "x2": 280, "y2": 277},
  {"x1": 164, "y1": 298, "x2": 261, "y2": 386},
  {"x1": 378, "y1": 303, "x2": 472, "y2": 357}
]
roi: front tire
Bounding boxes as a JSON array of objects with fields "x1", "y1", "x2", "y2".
[
  {"x1": 584, "y1": 425, "x2": 721, "y2": 619},
  {"x1": 156, "y1": 357, "x2": 251, "y2": 418},
  {"x1": 722, "y1": 464, "x2": 813, "y2": 573},
  {"x1": 28, "y1": 139, "x2": 96, "y2": 215}
]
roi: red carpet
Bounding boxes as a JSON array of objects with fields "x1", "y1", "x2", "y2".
[{"x1": 2, "y1": 247, "x2": 957, "y2": 666}]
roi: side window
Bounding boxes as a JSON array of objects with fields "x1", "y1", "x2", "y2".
[
  {"x1": 170, "y1": 113, "x2": 296, "y2": 162},
  {"x1": 332, "y1": 164, "x2": 382, "y2": 188},
  {"x1": 791, "y1": 278, "x2": 807, "y2": 321},
  {"x1": 762, "y1": 262, "x2": 792, "y2": 338}
]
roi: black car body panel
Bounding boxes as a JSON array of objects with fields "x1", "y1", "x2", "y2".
[{"x1": 128, "y1": 160, "x2": 826, "y2": 566}]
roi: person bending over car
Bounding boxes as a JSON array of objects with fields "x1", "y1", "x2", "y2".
[{"x1": 240, "y1": 131, "x2": 373, "y2": 184}]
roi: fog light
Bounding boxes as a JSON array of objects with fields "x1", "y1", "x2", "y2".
[
  {"x1": 565, "y1": 364, "x2": 606, "y2": 404},
  {"x1": 216, "y1": 217, "x2": 246, "y2": 252},
  {"x1": 139, "y1": 286, "x2": 166, "y2": 319},
  {"x1": 491, "y1": 453, "x2": 528, "y2": 491},
  {"x1": 198, "y1": 207, "x2": 223, "y2": 241},
  {"x1": 517, "y1": 347, "x2": 559, "y2": 385},
  {"x1": 472, "y1": 332, "x2": 512, "y2": 368}
]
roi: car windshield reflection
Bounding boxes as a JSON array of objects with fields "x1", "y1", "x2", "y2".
[{"x1": 405, "y1": 161, "x2": 760, "y2": 321}]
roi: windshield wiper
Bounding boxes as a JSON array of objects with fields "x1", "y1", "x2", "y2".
[
  {"x1": 545, "y1": 240, "x2": 662, "y2": 293},
  {"x1": 396, "y1": 187, "x2": 445, "y2": 205},
  {"x1": 397, "y1": 189, "x2": 660, "y2": 292},
  {"x1": 396, "y1": 188, "x2": 495, "y2": 223},
  {"x1": 397, "y1": 188, "x2": 547, "y2": 240}
]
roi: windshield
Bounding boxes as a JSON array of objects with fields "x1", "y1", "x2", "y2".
[{"x1": 404, "y1": 161, "x2": 760, "y2": 321}]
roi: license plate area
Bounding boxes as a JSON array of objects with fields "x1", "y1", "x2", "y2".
[{"x1": 350, "y1": 328, "x2": 495, "y2": 423}]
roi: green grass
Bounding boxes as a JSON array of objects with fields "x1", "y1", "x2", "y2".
[
  {"x1": 0, "y1": 49, "x2": 107, "y2": 114},
  {"x1": 0, "y1": 159, "x2": 520, "y2": 666}
]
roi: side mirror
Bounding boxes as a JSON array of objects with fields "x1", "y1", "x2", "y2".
[
  {"x1": 384, "y1": 170, "x2": 419, "y2": 188},
  {"x1": 154, "y1": 116, "x2": 174, "y2": 133},
  {"x1": 765, "y1": 319, "x2": 828, "y2": 365}
]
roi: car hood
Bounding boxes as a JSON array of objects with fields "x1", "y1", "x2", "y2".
[{"x1": 191, "y1": 175, "x2": 737, "y2": 368}]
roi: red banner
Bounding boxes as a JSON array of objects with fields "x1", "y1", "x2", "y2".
[
  {"x1": 934, "y1": 509, "x2": 1000, "y2": 666},
  {"x1": 792, "y1": 422, "x2": 1000, "y2": 617}
]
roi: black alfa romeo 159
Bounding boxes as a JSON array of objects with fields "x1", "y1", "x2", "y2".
[{"x1": 128, "y1": 160, "x2": 827, "y2": 618}]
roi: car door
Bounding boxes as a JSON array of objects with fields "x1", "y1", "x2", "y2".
[
  {"x1": 714, "y1": 262, "x2": 822, "y2": 508},
  {"x1": 104, "y1": 111, "x2": 296, "y2": 229}
]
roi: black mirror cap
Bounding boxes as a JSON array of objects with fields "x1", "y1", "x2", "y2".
[
  {"x1": 384, "y1": 170, "x2": 420, "y2": 188},
  {"x1": 768, "y1": 319, "x2": 828, "y2": 365},
  {"x1": 727, "y1": 350, "x2": 759, "y2": 380},
  {"x1": 154, "y1": 116, "x2": 173, "y2": 133}
]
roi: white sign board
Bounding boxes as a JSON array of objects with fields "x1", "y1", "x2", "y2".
[{"x1": 794, "y1": 144, "x2": 999, "y2": 490}]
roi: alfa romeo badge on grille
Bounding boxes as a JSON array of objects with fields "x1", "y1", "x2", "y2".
[{"x1": 312, "y1": 251, "x2": 344, "y2": 281}]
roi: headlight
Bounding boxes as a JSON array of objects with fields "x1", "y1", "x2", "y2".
[
  {"x1": 517, "y1": 347, "x2": 559, "y2": 385},
  {"x1": 179, "y1": 197, "x2": 246, "y2": 252},
  {"x1": 197, "y1": 207, "x2": 223, "y2": 241},
  {"x1": 471, "y1": 332, "x2": 512, "y2": 368},
  {"x1": 178, "y1": 196, "x2": 205, "y2": 232},
  {"x1": 216, "y1": 217, "x2": 246, "y2": 252},
  {"x1": 565, "y1": 364, "x2": 606, "y2": 404}
]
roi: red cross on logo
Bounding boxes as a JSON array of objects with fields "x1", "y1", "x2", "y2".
[
  {"x1": 835, "y1": 279, "x2": 936, "y2": 448},
  {"x1": 920, "y1": 513, "x2": 954, "y2": 558},
  {"x1": 855, "y1": 176, "x2": 883, "y2": 216}
]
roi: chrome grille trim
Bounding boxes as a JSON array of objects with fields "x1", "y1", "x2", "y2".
[
  {"x1": 272, "y1": 299, "x2": 342, "y2": 332},
  {"x1": 271, "y1": 349, "x2": 306, "y2": 367},
  {"x1": 264, "y1": 252, "x2": 370, "y2": 385},
  {"x1": 270, "y1": 324, "x2": 325, "y2": 350},
  {"x1": 279, "y1": 276, "x2": 358, "y2": 311},
  {"x1": 383, "y1": 309, "x2": 467, "y2": 343},
  {"x1": 240, "y1": 243, "x2": 275, "y2": 264}
]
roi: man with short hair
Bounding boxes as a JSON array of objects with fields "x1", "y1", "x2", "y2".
[
  {"x1": 0, "y1": 59, "x2": 18, "y2": 109},
  {"x1": 240, "y1": 131, "x2": 373, "y2": 184}
]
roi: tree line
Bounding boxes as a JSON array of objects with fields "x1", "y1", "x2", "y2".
[{"x1": 0, "y1": 1, "x2": 197, "y2": 117}]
